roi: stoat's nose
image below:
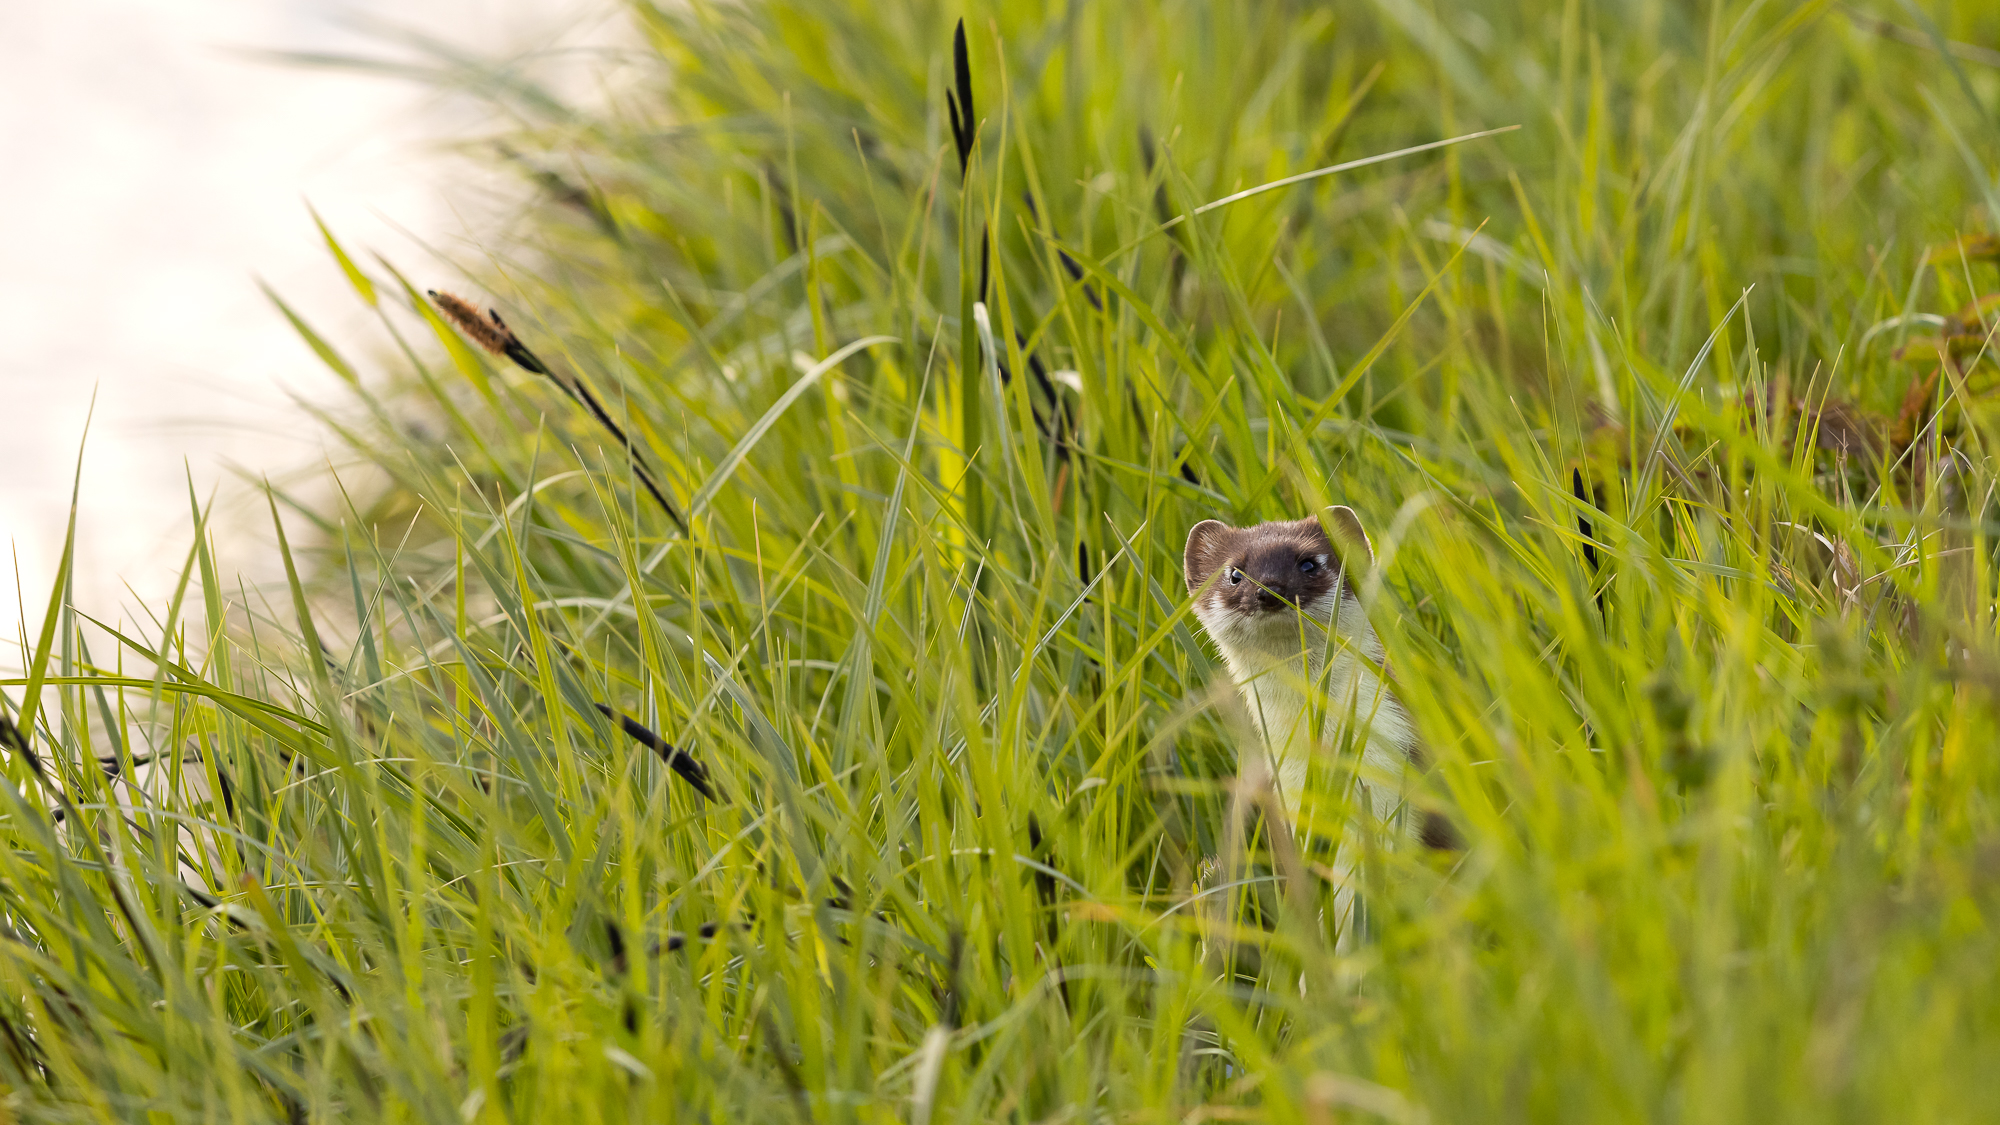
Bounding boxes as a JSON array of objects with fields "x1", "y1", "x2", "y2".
[{"x1": 1255, "y1": 586, "x2": 1286, "y2": 611}]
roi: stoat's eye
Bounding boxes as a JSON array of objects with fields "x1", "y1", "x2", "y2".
[
  {"x1": 1298, "y1": 557, "x2": 1317, "y2": 574},
  {"x1": 1226, "y1": 567, "x2": 1243, "y2": 585}
]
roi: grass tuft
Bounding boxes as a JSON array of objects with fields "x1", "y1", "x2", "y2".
[{"x1": 7, "y1": 1, "x2": 2000, "y2": 1121}]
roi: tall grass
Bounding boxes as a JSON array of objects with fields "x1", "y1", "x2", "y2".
[{"x1": 6, "y1": 1, "x2": 2000, "y2": 1120}]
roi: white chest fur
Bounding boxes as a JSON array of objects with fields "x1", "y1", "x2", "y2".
[{"x1": 1196, "y1": 590, "x2": 1415, "y2": 833}]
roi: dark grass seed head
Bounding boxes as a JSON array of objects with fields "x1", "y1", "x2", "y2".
[{"x1": 947, "y1": 19, "x2": 975, "y2": 181}]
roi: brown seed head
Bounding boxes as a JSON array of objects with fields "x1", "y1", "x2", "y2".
[
  {"x1": 429, "y1": 290, "x2": 514, "y2": 355},
  {"x1": 1924, "y1": 233, "x2": 2000, "y2": 265}
]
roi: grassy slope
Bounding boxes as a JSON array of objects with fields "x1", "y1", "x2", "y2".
[{"x1": 5, "y1": 0, "x2": 2000, "y2": 1120}]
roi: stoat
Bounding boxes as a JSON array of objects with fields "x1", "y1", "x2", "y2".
[{"x1": 1184, "y1": 508, "x2": 1453, "y2": 849}]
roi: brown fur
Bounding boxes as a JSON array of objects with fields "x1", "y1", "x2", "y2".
[{"x1": 1183, "y1": 516, "x2": 1352, "y2": 613}]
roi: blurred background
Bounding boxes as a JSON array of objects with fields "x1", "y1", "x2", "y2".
[{"x1": 0, "y1": 0, "x2": 608, "y2": 636}]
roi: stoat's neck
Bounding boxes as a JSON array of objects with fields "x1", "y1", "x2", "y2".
[{"x1": 1197, "y1": 592, "x2": 1414, "y2": 828}]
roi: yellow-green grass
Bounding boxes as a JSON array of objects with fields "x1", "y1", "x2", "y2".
[{"x1": 5, "y1": 1, "x2": 2000, "y2": 1120}]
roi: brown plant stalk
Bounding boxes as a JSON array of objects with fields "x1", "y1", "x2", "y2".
[{"x1": 429, "y1": 290, "x2": 686, "y2": 531}]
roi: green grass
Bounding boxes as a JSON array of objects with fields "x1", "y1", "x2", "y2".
[{"x1": 7, "y1": 0, "x2": 2000, "y2": 1120}]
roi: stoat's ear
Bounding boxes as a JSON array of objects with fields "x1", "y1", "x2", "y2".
[
  {"x1": 1320, "y1": 505, "x2": 1376, "y2": 577},
  {"x1": 1184, "y1": 520, "x2": 1233, "y2": 595}
]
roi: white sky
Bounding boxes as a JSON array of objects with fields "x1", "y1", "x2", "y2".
[{"x1": 0, "y1": 0, "x2": 608, "y2": 651}]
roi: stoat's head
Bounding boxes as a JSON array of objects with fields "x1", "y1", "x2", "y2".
[{"x1": 1183, "y1": 507, "x2": 1377, "y2": 657}]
